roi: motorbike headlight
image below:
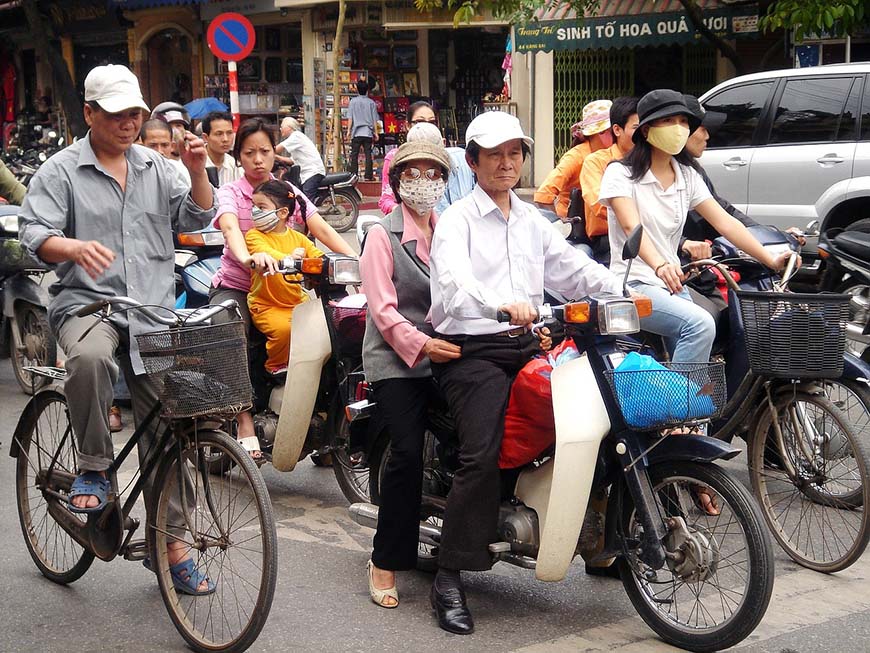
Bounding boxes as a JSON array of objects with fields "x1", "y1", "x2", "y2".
[
  {"x1": 329, "y1": 257, "x2": 361, "y2": 285},
  {"x1": 0, "y1": 214, "x2": 19, "y2": 232},
  {"x1": 598, "y1": 299, "x2": 640, "y2": 335}
]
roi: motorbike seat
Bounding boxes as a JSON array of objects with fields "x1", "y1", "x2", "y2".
[
  {"x1": 833, "y1": 230, "x2": 870, "y2": 259},
  {"x1": 318, "y1": 172, "x2": 355, "y2": 188}
]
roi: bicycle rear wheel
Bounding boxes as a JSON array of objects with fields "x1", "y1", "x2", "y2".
[
  {"x1": 14, "y1": 390, "x2": 95, "y2": 583},
  {"x1": 151, "y1": 428, "x2": 277, "y2": 653},
  {"x1": 749, "y1": 391, "x2": 870, "y2": 572}
]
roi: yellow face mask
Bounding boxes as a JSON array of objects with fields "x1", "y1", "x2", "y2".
[{"x1": 646, "y1": 123, "x2": 691, "y2": 155}]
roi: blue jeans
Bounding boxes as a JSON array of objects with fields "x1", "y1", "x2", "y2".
[{"x1": 630, "y1": 281, "x2": 715, "y2": 363}]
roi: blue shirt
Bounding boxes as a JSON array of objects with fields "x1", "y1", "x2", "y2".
[
  {"x1": 435, "y1": 147, "x2": 476, "y2": 214},
  {"x1": 347, "y1": 95, "x2": 378, "y2": 138}
]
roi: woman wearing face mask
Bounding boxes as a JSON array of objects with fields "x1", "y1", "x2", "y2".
[
  {"x1": 359, "y1": 140, "x2": 461, "y2": 609},
  {"x1": 378, "y1": 101, "x2": 439, "y2": 215},
  {"x1": 210, "y1": 118, "x2": 351, "y2": 460},
  {"x1": 598, "y1": 89, "x2": 792, "y2": 365}
]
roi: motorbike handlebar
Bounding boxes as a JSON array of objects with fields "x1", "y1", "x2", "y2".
[
  {"x1": 76, "y1": 296, "x2": 240, "y2": 326},
  {"x1": 76, "y1": 299, "x2": 108, "y2": 317}
]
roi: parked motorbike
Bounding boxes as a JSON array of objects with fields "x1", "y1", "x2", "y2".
[
  {"x1": 282, "y1": 164, "x2": 362, "y2": 234},
  {"x1": 818, "y1": 227, "x2": 870, "y2": 364},
  {"x1": 209, "y1": 252, "x2": 371, "y2": 502},
  {"x1": 174, "y1": 226, "x2": 224, "y2": 309},
  {"x1": 0, "y1": 204, "x2": 57, "y2": 394},
  {"x1": 349, "y1": 228, "x2": 775, "y2": 652},
  {"x1": 679, "y1": 225, "x2": 870, "y2": 572}
]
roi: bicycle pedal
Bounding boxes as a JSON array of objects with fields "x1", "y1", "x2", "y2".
[
  {"x1": 488, "y1": 541, "x2": 511, "y2": 553},
  {"x1": 123, "y1": 539, "x2": 149, "y2": 561}
]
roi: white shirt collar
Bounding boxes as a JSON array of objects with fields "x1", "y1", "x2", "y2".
[
  {"x1": 470, "y1": 183, "x2": 521, "y2": 220},
  {"x1": 637, "y1": 158, "x2": 686, "y2": 191}
]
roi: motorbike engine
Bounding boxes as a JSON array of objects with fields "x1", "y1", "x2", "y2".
[
  {"x1": 498, "y1": 503, "x2": 540, "y2": 556},
  {"x1": 253, "y1": 411, "x2": 279, "y2": 445}
]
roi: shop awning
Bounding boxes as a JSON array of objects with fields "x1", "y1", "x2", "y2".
[{"x1": 515, "y1": 4, "x2": 760, "y2": 53}]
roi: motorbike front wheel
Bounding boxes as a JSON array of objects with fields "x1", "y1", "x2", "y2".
[
  {"x1": 315, "y1": 189, "x2": 359, "y2": 233},
  {"x1": 11, "y1": 302, "x2": 57, "y2": 395},
  {"x1": 616, "y1": 461, "x2": 774, "y2": 653}
]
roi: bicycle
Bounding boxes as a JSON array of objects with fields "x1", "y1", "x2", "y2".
[{"x1": 11, "y1": 297, "x2": 277, "y2": 653}]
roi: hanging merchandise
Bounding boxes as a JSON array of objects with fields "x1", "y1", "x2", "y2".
[
  {"x1": 501, "y1": 35, "x2": 513, "y2": 100},
  {"x1": 0, "y1": 52, "x2": 17, "y2": 124}
]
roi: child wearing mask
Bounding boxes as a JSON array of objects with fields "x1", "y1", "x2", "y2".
[{"x1": 246, "y1": 179, "x2": 324, "y2": 373}]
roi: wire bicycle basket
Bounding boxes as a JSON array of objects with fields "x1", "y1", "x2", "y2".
[
  {"x1": 735, "y1": 290, "x2": 850, "y2": 379},
  {"x1": 137, "y1": 320, "x2": 252, "y2": 419},
  {"x1": 603, "y1": 361, "x2": 727, "y2": 431}
]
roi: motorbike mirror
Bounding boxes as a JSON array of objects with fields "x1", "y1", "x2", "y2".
[
  {"x1": 621, "y1": 224, "x2": 643, "y2": 298},
  {"x1": 622, "y1": 224, "x2": 643, "y2": 261}
]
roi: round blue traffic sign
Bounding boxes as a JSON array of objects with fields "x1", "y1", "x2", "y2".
[{"x1": 207, "y1": 12, "x2": 256, "y2": 63}]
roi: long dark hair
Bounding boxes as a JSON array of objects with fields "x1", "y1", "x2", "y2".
[
  {"x1": 619, "y1": 133, "x2": 696, "y2": 182},
  {"x1": 253, "y1": 179, "x2": 307, "y2": 224},
  {"x1": 233, "y1": 117, "x2": 276, "y2": 162}
]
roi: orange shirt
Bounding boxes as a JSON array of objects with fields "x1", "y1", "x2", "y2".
[
  {"x1": 245, "y1": 227, "x2": 324, "y2": 311},
  {"x1": 580, "y1": 143, "x2": 627, "y2": 238},
  {"x1": 533, "y1": 142, "x2": 592, "y2": 218}
]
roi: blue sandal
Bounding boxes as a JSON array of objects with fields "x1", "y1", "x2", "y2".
[
  {"x1": 144, "y1": 556, "x2": 216, "y2": 596},
  {"x1": 67, "y1": 471, "x2": 111, "y2": 514}
]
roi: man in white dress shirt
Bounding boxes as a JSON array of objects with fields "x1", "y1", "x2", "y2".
[
  {"x1": 202, "y1": 111, "x2": 242, "y2": 186},
  {"x1": 427, "y1": 111, "x2": 623, "y2": 635},
  {"x1": 277, "y1": 116, "x2": 326, "y2": 200}
]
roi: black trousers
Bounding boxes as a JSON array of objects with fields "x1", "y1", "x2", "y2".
[
  {"x1": 371, "y1": 376, "x2": 432, "y2": 571},
  {"x1": 301, "y1": 173, "x2": 325, "y2": 203},
  {"x1": 432, "y1": 332, "x2": 539, "y2": 571},
  {"x1": 349, "y1": 136, "x2": 373, "y2": 180}
]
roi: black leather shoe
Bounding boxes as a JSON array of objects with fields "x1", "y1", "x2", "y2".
[
  {"x1": 430, "y1": 583, "x2": 475, "y2": 635},
  {"x1": 584, "y1": 562, "x2": 621, "y2": 579}
]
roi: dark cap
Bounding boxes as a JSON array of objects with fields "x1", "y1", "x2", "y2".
[
  {"x1": 683, "y1": 94, "x2": 727, "y2": 133},
  {"x1": 633, "y1": 89, "x2": 701, "y2": 143}
]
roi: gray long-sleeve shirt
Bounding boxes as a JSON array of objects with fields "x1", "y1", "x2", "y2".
[{"x1": 19, "y1": 134, "x2": 215, "y2": 372}]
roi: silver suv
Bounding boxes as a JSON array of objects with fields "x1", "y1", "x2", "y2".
[{"x1": 699, "y1": 63, "x2": 870, "y2": 234}]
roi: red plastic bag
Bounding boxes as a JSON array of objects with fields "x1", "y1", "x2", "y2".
[{"x1": 500, "y1": 340, "x2": 578, "y2": 468}]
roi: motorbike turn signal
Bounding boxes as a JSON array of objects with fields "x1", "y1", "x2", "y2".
[
  {"x1": 563, "y1": 301, "x2": 591, "y2": 323},
  {"x1": 301, "y1": 258, "x2": 324, "y2": 274},
  {"x1": 633, "y1": 296, "x2": 653, "y2": 318}
]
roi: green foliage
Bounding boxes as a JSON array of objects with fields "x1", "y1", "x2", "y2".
[
  {"x1": 760, "y1": 0, "x2": 870, "y2": 41},
  {"x1": 413, "y1": 0, "x2": 600, "y2": 27}
]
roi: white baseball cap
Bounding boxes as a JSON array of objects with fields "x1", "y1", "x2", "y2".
[
  {"x1": 84, "y1": 64, "x2": 149, "y2": 114},
  {"x1": 465, "y1": 111, "x2": 534, "y2": 149}
]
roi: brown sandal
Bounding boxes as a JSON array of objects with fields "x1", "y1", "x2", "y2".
[{"x1": 691, "y1": 486, "x2": 721, "y2": 516}]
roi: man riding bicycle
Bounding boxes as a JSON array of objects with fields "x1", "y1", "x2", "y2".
[{"x1": 18, "y1": 64, "x2": 216, "y2": 594}]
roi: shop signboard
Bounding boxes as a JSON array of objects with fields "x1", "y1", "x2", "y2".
[
  {"x1": 207, "y1": 12, "x2": 257, "y2": 129},
  {"x1": 514, "y1": 7, "x2": 759, "y2": 53},
  {"x1": 202, "y1": 0, "x2": 279, "y2": 21}
]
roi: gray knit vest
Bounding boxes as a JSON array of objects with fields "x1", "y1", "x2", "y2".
[{"x1": 362, "y1": 207, "x2": 435, "y2": 383}]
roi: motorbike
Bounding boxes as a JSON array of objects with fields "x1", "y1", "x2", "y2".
[
  {"x1": 173, "y1": 226, "x2": 224, "y2": 309},
  {"x1": 818, "y1": 227, "x2": 870, "y2": 364},
  {"x1": 678, "y1": 225, "x2": 870, "y2": 572},
  {"x1": 282, "y1": 164, "x2": 362, "y2": 234},
  {"x1": 348, "y1": 227, "x2": 775, "y2": 652},
  {"x1": 0, "y1": 204, "x2": 57, "y2": 394},
  {"x1": 209, "y1": 252, "x2": 371, "y2": 503}
]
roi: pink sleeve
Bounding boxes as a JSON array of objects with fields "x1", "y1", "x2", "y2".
[
  {"x1": 359, "y1": 225, "x2": 430, "y2": 369},
  {"x1": 214, "y1": 183, "x2": 239, "y2": 229},
  {"x1": 378, "y1": 149, "x2": 398, "y2": 215}
]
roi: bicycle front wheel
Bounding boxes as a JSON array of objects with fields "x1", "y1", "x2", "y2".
[
  {"x1": 14, "y1": 390, "x2": 95, "y2": 583},
  {"x1": 151, "y1": 428, "x2": 277, "y2": 653},
  {"x1": 749, "y1": 391, "x2": 870, "y2": 572}
]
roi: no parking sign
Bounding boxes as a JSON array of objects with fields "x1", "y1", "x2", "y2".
[{"x1": 207, "y1": 13, "x2": 256, "y2": 129}]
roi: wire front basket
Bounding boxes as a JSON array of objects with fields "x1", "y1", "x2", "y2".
[
  {"x1": 603, "y1": 362, "x2": 727, "y2": 431},
  {"x1": 736, "y1": 290, "x2": 850, "y2": 379},
  {"x1": 137, "y1": 320, "x2": 252, "y2": 419}
]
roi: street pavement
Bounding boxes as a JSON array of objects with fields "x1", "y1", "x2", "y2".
[{"x1": 2, "y1": 356, "x2": 870, "y2": 653}]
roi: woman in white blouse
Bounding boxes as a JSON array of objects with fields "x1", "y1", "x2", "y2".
[{"x1": 598, "y1": 89, "x2": 791, "y2": 364}]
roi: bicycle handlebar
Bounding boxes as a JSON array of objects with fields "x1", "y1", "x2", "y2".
[{"x1": 76, "y1": 296, "x2": 240, "y2": 327}]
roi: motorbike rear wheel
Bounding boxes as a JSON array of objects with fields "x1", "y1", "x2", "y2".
[
  {"x1": 11, "y1": 302, "x2": 57, "y2": 395},
  {"x1": 315, "y1": 189, "x2": 359, "y2": 233},
  {"x1": 616, "y1": 461, "x2": 774, "y2": 653},
  {"x1": 749, "y1": 391, "x2": 870, "y2": 572}
]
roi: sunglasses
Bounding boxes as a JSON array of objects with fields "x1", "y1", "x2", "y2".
[{"x1": 400, "y1": 167, "x2": 442, "y2": 181}]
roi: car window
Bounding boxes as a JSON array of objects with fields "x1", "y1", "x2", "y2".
[
  {"x1": 769, "y1": 77, "x2": 853, "y2": 144},
  {"x1": 703, "y1": 81, "x2": 774, "y2": 149},
  {"x1": 838, "y1": 77, "x2": 862, "y2": 141},
  {"x1": 860, "y1": 78, "x2": 870, "y2": 140}
]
